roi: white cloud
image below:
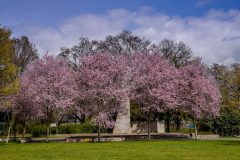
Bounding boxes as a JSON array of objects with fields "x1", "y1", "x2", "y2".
[
  {"x1": 195, "y1": 0, "x2": 214, "y2": 7},
  {"x1": 23, "y1": 9, "x2": 135, "y2": 55},
  {"x1": 22, "y1": 8, "x2": 240, "y2": 65},
  {"x1": 133, "y1": 9, "x2": 240, "y2": 65}
]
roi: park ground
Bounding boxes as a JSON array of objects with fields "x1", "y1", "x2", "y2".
[{"x1": 0, "y1": 140, "x2": 240, "y2": 160}]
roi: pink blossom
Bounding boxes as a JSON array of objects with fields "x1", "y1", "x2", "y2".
[
  {"x1": 20, "y1": 54, "x2": 78, "y2": 122},
  {"x1": 77, "y1": 52, "x2": 128, "y2": 128},
  {"x1": 177, "y1": 58, "x2": 221, "y2": 118},
  {"x1": 130, "y1": 53, "x2": 178, "y2": 113}
]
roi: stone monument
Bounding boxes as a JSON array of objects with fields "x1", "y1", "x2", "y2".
[
  {"x1": 157, "y1": 119, "x2": 165, "y2": 133},
  {"x1": 113, "y1": 97, "x2": 131, "y2": 134}
]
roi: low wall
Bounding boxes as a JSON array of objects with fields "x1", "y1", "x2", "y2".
[
  {"x1": 65, "y1": 133, "x2": 191, "y2": 142},
  {"x1": 131, "y1": 120, "x2": 165, "y2": 133}
]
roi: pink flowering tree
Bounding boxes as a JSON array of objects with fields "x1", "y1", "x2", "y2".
[
  {"x1": 21, "y1": 55, "x2": 78, "y2": 141},
  {"x1": 77, "y1": 53, "x2": 128, "y2": 141},
  {"x1": 177, "y1": 58, "x2": 221, "y2": 139},
  {"x1": 14, "y1": 84, "x2": 37, "y2": 138},
  {"x1": 131, "y1": 53, "x2": 178, "y2": 140}
]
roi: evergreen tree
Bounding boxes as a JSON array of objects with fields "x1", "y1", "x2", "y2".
[{"x1": 0, "y1": 27, "x2": 19, "y2": 98}]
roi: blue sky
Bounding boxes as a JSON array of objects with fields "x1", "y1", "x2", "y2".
[
  {"x1": 1, "y1": 0, "x2": 239, "y2": 29},
  {"x1": 0, "y1": 0, "x2": 240, "y2": 64}
]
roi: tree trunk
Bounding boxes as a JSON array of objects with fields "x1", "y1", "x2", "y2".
[
  {"x1": 56, "y1": 120, "x2": 61, "y2": 135},
  {"x1": 165, "y1": 112, "x2": 171, "y2": 132},
  {"x1": 22, "y1": 123, "x2": 26, "y2": 138},
  {"x1": 56, "y1": 116, "x2": 63, "y2": 135},
  {"x1": 97, "y1": 125, "x2": 100, "y2": 142},
  {"x1": 46, "y1": 107, "x2": 51, "y2": 142},
  {"x1": 56, "y1": 125, "x2": 59, "y2": 135},
  {"x1": 176, "y1": 115, "x2": 181, "y2": 131},
  {"x1": 46, "y1": 125, "x2": 50, "y2": 142},
  {"x1": 6, "y1": 121, "x2": 13, "y2": 144},
  {"x1": 147, "y1": 117, "x2": 151, "y2": 140},
  {"x1": 193, "y1": 119, "x2": 198, "y2": 140},
  {"x1": 13, "y1": 122, "x2": 17, "y2": 141}
]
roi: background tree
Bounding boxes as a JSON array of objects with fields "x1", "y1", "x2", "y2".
[
  {"x1": 97, "y1": 30, "x2": 151, "y2": 55},
  {"x1": 7, "y1": 36, "x2": 39, "y2": 138},
  {"x1": 157, "y1": 39, "x2": 193, "y2": 67},
  {"x1": 59, "y1": 31, "x2": 152, "y2": 68},
  {"x1": 215, "y1": 106, "x2": 240, "y2": 136},
  {"x1": 0, "y1": 27, "x2": 19, "y2": 143},
  {"x1": 210, "y1": 63, "x2": 240, "y2": 136},
  {"x1": 77, "y1": 53, "x2": 127, "y2": 141},
  {"x1": 13, "y1": 36, "x2": 38, "y2": 74},
  {"x1": 59, "y1": 38, "x2": 97, "y2": 70},
  {"x1": 0, "y1": 27, "x2": 19, "y2": 98},
  {"x1": 20, "y1": 55, "x2": 78, "y2": 141},
  {"x1": 212, "y1": 64, "x2": 240, "y2": 106}
]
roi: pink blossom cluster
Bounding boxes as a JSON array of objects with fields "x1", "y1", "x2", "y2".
[
  {"x1": 92, "y1": 112, "x2": 115, "y2": 128},
  {"x1": 19, "y1": 55, "x2": 78, "y2": 123},
  {"x1": 130, "y1": 53, "x2": 179, "y2": 113},
  {"x1": 77, "y1": 53, "x2": 128, "y2": 128},
  {"x1": 177, "y1": 58, "x2": 221, "y2": 118}
]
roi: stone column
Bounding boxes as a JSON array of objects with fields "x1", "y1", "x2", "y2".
[
  {"x1": 157, "y1": 119, "x2": 165, "y2": 133},
  {"x1": 113, "y1": 97, "x2": 131, "y2": 134}
]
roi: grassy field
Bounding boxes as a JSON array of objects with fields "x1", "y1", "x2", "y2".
[{"x1": 0, "y1": 140, "x2": 239, "y2": 160}]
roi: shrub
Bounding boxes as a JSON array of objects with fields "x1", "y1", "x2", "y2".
[
  {"x1": 198, "y1": 117, "x2": 214, "y2": 132},
  {"x1": 78, "y1": 120, "x2": 95, "y2": 133},
  {"x1": 29, "y1": 120, "x2": 110, "y2": 136},
  {"x1": 58, "y1": 124, "x2": 80, "y2": 134},
  {"x1": 57, "y1": 121, "x2": 95, "y2": 134},
  {"x1": 215, "y1": 107, "x2": 240, "y2": 136},
  {"x1": 30, "y1": 125, "x2": 47, "y2": 137}
]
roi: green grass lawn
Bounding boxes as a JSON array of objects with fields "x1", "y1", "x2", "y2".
[{"x1": 0, "y1": 140, "x2": 239, "y2": 160}]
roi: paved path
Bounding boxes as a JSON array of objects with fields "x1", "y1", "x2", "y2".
[{"x1": 196, "y1": 134, "x2": 240, "y2": 141}]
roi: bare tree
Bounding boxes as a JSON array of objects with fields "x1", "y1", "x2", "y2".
[
  {"x1": 13, "y1": 36, "x2": 38, "y2": 73},
  {"x1": 157, "y1": 39, "x2": 192, "y2": 67},
  {"x1": 58, "y1": 31, "x2": 152, "y2": 68},
  {"x1": 97, "y1": 30, "x2": 151, "y2": 55},
  {"x1": 59, "y1": 38, "x2": 97, "y2": 70}
]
